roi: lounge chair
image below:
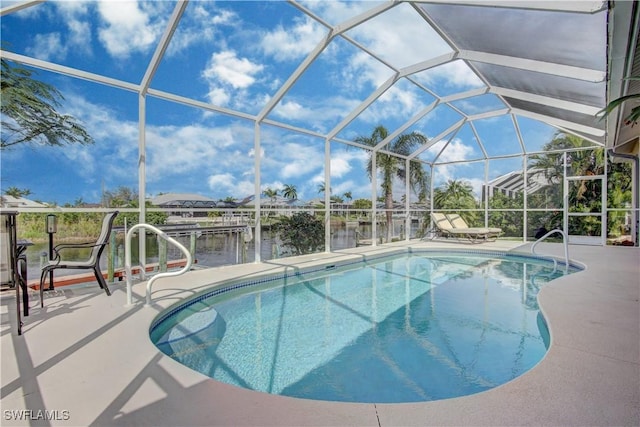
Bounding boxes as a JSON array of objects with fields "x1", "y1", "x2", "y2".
[
  {"x1": 429, "y1": 213, "x2": 499, "y2": 243},
  {"x1": 446, "y1": 214, "x2": 503, "y2": 238},
  {"x1": 39, "y1": 211, "x2": 118, "y2": 307}
]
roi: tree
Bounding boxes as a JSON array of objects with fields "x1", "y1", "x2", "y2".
[
  {"x1": 115, "y1": 200, "x2": 167, "y2": 226},
  {"x1": 3, "y1": 186, "x2": 31, "y2": 198},
  {"x1": 282, "y1": 184, "x2": 297, "y2": 200},
  {"x1": 529, "y1": 132, "x2": 632, "y2": 239},
  {"x1": 354, "y1": 125, "x2": 428, "y2": 242},
  {"x1": 433, "y1": 179, "x2": 478, "y2": 224},
  {"x1": 1, "y1": 59, "x2": 94, "y2": 149},
  {"x1": 352, "y1": 198, "x2": 372, "y2": 210},
  {"x1": 317, "y1": 182, "x2": 330, "y2": 195},
  {"x1": 607, "y1": 161, "x2": 633, "y2": 238},
  {"x1": 343, "y1": 191, "x2": 352, "y2": 203},
  {"x1": 103, "y1": 186, "x2": 137, "y2": 207},
  {"x1": 275, "y1": 212, "x2": 324, "y2": 255},
  {"x1": 488, "y1": 191, "x2": 523, "y2": 237},
  {"x1": 529, "y1": 133, "x2": 604, "y2": 183},
  {"x1": 263, "y1": 187, "x2": 278, "y2": 203}
]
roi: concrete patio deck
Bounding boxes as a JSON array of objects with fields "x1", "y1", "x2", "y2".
[{"x1": 1, "y1": 240, "x2": 638, "y2": 426}]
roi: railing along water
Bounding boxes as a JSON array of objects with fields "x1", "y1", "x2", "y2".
[
  {"x1": 531, "y1": 228, "x2": 569, "y2": 271},
  {"x1": 125, "y1": 223, "x2": 193, "y2": 307}
]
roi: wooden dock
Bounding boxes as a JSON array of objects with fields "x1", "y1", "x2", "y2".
[{"x1": 28, "y1": 258, "x2": 194, "y2": 290}]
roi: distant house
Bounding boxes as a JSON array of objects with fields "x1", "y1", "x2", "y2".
[
  {"x1": 0, "y1": 195, "x2": 48, "y2": 209},
  {"x1": 150, "y1": 193, "x2": 217, "y2": 218},
  {"x1": 246, "y1": 195, "x2": 305, "y2": 207}
]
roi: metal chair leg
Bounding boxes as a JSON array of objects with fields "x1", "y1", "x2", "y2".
[
  {"x1": 94, "y1": 266, "x2": 111, "y2": 296},
  {"x1": 39, "y1": 268, "x2": 50, "y2": 308}
]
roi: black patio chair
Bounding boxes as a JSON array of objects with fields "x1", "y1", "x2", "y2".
[{"x1": 39, "y1": 211, "x2": 119, "y2": 307}]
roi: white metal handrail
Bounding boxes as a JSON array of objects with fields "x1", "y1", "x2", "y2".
[
  {"x1": 125, "y1": 223, "x2": 193, "y2": 307},
  {"x1": 531, "y1": 228, "x2": 569, "y2": 271}
]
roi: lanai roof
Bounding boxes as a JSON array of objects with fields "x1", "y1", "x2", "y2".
[{"x1": 0, "y1": 1, "x2": 638, "y2": 203}]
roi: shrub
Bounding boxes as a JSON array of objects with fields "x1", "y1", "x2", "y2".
[{"x1": 274, "y1": 212, "x2": 325, "y2": 255}]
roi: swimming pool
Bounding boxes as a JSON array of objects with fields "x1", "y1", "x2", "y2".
[{"x1": 150, "y1": 250, "x2": 581, "y2": 403}]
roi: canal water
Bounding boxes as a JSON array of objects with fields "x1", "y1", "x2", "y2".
[{"x1": 23, "y1": 222, "x2": 421, "y2": 282}]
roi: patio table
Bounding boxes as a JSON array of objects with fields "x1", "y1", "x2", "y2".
[{"x1": 1, "y1": 212, "x2": 31, "y2": 334}]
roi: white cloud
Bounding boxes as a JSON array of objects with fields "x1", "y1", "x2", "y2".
[
  {"x1": 206, "y1": 87, "x2": 231, "y2": 106},
  {"x1": 248, "y1": 147, "x2": 264, "y2": 159},
  {"x1": 97, "y1": 1, "x2": 167, "y2": 58},
  {"x1": 425, "y1": 137, "x2": 479, "y2": 191},
  {"x1": 436, "y1": 138, "x2": 476, "y2": 163},
  {"x1": 301, "y1": 1, "x2": 383, "y2": 26},
  {"x1": 342, "y1": 50, "x2": 394, "y2": 90},
  {"x1": 145, "y1": 125, "x2": 228, "y2": 179},
  {"x1": 62, "y1": 144, "x2": 97, "y2": 178},
  {"x1": 60, "y1": 93, "x2": 257, "y2": 191},
  {"x1": 260, "y1": 17, "x2": 325, "y2": 62},
  {"x1": 299, "y1": 147, "x2": 370, "y2": 199},
  {"x1": 27, "y1": 33, "x2": 66, "y2": 61},
  {"x1": 235, "y1": 180, "x2": 256, "y2": 198},
  {"x1": 331, "y1": 157, "x2": 351, "y2": 178},
  {"x1": 331, "y1": 148, "x2": 366, "y2": 178},
  {"x1": 270, "y1": 96, "x2": 362, "y2": 132},
  {"x1": 24, "y1": 2, "x2": 92, "y2": 61},
  {"x1": 56, "y1": 1, "x2": 92, "y2": 54},
  {"x1": 67, "y1": 19, "x2": 92, "y2": 53},
  {"x1": 347, "y1": 3, "x2": 452, "y2": 69},
  {"x1": 49, "y1": 94, "x2": 138, "y2": 184},
  {"x1": 304, "y1": 1, "x2": 481, "y2": 125},
  {"x1": 203, "y1": 50, "x2": 263, "y2": 89},
  {"x1": 210, "y1": 9, "x2": 236, "y2": 25},
  {"x1": 206, "y1": 173, "x2": 254, "y2": 199},
  {"x1": 274, "y1": 100, "x2": 308, "y2": 120},
  {"x1": 207, "y1": 173, "x2": 235, "y2": 191},
  {"x1": 429, "y1": 60, "x2": 485, "y2": 88},
  {"x1": 202, "y1": 50, "x2": 265, "y2": 107},
  {"x1": 359, "y1": 83, "x2": 426, "y2": 124},
  {"x1": 331, "y1": 179, "x2": 357, "y2": 197},
  {"x1": 466, "y1": 177, "x2": 485, "y2": 198},
  {"x1": 167, "y1": 5, "x2": 237, "y2": 56},
  {"x1": 262, "y1": 141, "x2": 323, "y2": 180}
]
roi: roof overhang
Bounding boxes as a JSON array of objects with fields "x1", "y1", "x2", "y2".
[{"x1": 607, "y1": 0, "x2": 640, "y2": 155}]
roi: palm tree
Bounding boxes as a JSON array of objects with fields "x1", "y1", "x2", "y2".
[
  {"x1": 433, "y1": 179, "x2": 477, "y2": 224},
  {"x1": 354, "y1": 125, "x2": 429, "y2": 242},
  {"x1": 529, "y1": 133, "x2": 604, "y2": 183},
  {"x1": 598, "y1": 75, "x2": 639, "y2": 126},
  {"x1": 262, "y1": 187, "x2": 279, "y2": 218},
  {"x1": 317, "y1": 182, "x2": 330, "y2": 196},
  {"x1": 527, "y1": 132, "x2": 621, "y2": 237},
  {"x1": 343, "y1": 191, "x2": 352, "y2": 203},
  {"x1": 262, "y1": 187, "x2": 278, "y2": 203},
  {"x1": 3, "y1": 186, "x2": 31, "y2": 198},
  {"x1": 433, "y1": 180, "x2": 474, "y2": 206},
  {"x1": 529, "y1": 133, "x2": 604, "y2": 210},
  {"x1": 282, "y1": 184, "x2": 297, "y2": 200}
]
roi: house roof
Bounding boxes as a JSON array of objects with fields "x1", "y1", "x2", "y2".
[
  {"x1": 0, "y1": 195, "x2": 48, "y2": 208},
  {"x1": 150, "y1": 193, "x2": 217, "y2": 207}
]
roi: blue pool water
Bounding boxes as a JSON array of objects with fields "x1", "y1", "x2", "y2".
[{"x1": 150, "y1": 250, "x2": 581, "y2": 403}]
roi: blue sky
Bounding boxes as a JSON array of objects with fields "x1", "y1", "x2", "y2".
[{"x1": 0, "y1": 1, "x2": 559, "y2": 205}]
